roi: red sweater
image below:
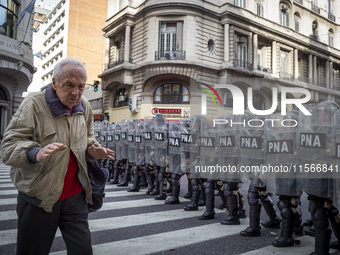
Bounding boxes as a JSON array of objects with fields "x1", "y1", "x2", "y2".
[
  {"x1": 58, "y1": 150, "x2": 83, "y2": 201},
  {"x1": 59, "y1": 107, "x2": 83, "y2": 201}
]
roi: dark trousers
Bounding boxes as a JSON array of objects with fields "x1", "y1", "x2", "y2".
[{"x1": 16, "y1": 192, "x2": 92, "y2": 255}]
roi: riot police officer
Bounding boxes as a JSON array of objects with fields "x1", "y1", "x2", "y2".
[{"x1": 239, "y1": 114, "x2": 280, "y2": 237}]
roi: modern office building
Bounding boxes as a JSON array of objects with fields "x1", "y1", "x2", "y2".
[
  {"x1": 100, "y1": 0, "x2": 340, "y2": 123},
  {"x1": 0, "y1": 0, "x2": 36, "y2": 134},
  {"x1": 30, "y1": 0, "x2": 107, "y2": 96}
]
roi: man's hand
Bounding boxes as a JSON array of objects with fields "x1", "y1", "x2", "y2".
[
  {"x1": 88, "y1": 145, "x2": 115, "y2": 160},
  {"x1": 36, "y1": 143, "x2": 67, "y2": 162}
]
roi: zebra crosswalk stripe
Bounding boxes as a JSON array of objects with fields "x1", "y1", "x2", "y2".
[{"x1": 1, "y1": 164, "x2": 340, "y2": 255}]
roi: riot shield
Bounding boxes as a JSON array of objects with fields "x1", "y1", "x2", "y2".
[
  {"x1": 114, "y1": 122, "x2": 123, "y2": 161},
  {"x1": 94, "y1": 120, "x2": 101, "y2": 143},
  {"x1": 143, "y1": 117, "x2": 155, "y2": 166},
  {"x1": 168, "y1": 121, "x2": 183, "y2": 174},
  {"x1": 238, "y1": 113, "x2": 265, "y2": 187},
  {"x1": 187, "y1": 116, "x2": 201, "y2": 178},
  {"x1": 100, "y1": 120, "x2": 109, "y2": 148},
  {"x1": 120, "y1": 120, "x2": 129, "y2": 160},
  {"x1": 198, "y1": 116, "x2": 219, "y2": 179},
  {"x1": 135, "y1": 121, "x2": 145, "y2": 166},
  {"x1": 298, "y1": 101, "x2": 338, "y2": 198},
  {"x1": 107, "y1": 123, "x2": 116, "y2": 152},
  {"x1": 265, "y1": 112, "x2": 300, "y2": 196},
  {"x1": 127, "y1": 119, "x2": 138, "y2": 164},
  {"x1": 216, "y1": 114, "x2": 240, "y2": 181},
  {"x1": 333, "y1": 109, "x2": 340, "y2": 209},
  {"x1": 153, "y1": 114, "x2": 168, "y2": 167}
]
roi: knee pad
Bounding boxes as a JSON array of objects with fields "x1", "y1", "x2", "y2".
[
  {"x1": 280, "y1": 207, "x2": 293, "y2": 219},
  {"x1": 205, "y1": 180, "x2": 214, "y2": 195}
]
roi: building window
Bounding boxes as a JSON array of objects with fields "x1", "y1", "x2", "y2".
[
  {"x1": 294, "y1": 13, "x2": 300, "y2": 32},
  {"x1": 253, "y1": 93, "x2": 265, "y2": 110},
  {"x1": 235, "y1": 0, "x2": 246, "y2": 8},
  {"x1": 255, "y1": 2, "x2": 264, "y2": 16},
  {"x1": 113, "y1": 88, "x2": 129, "y2": 108},
  {"x1": 158, "y1": 21, "x2": 183, "y2": 60},
  {"x1": 207, "y1": 39, "x2": 215, "y2": 52},
  {"x1": 280, "y1": 3, "x2": 290, "y2": 27},
  {"x1": 328, "y1": 29, "x2": 334, "y2": 47},
  {"x1": 236, "y1": 35, "x2": 248, "y2": 69},
  {"x1": 90, "y1": 98, "x2": 103, "y2": 111},
  {"x1": 280, "y1": 50, "x2": 292, "y2": 79},
  {"x1": 223, "y1": 91, "x2": 233, "y2": 108},
  {"x1": 153, "y1": 83, "x2": 189, "y2": 104},
  {"x1": 0, "y1": 0, "x2": 18, "y2": 38}
]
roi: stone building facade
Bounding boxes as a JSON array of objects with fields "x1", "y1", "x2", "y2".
[
  {"x1": 100, "y1": 0, "x2": 340, "y2": 122},
  {"x1": 0, "y1": 0, "x2": 36, "y2": 134}
]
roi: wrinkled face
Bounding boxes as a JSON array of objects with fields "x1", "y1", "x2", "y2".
[{"x1": 52, "y1": 63, "x2": 86, "y2": 109}]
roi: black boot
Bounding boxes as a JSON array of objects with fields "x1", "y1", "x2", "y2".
[
  {"x1": 184, "y1": 179, "x2": 199, "y2": 211},
  {"x1": 216, "y1": 190, "x2": 227, "y2": 210},
  {"x1": 238, "y1": 189, "x2": 247, "y2": 219},
  {"x1": 165, "y1": 174, "x2": 180, "y2": 204},
  {"x1": 273, "y1": 198, "x2": 296, "y2": 247},
  {"x1": 309, "y1": 229, "x2": 331, "y2": 255},
  {"x1": 240, "y1": 203, "x2": 262, "y2": 236},
  {"x1": 117, "y1": 164, "x2": 131, "y2": 187},
  {"x1": 149, "y1": 167, "x2": 159, "y2": 196},
  {"x1": 128, "y1": 166, "x2": 140, "y2": 192},
  {"x1": 199, "y1": 181, "x2": 215, "y2": 220},
  {"x1": 329, "y1": 206, "x2": 340, "y2": 250},
  {"x1": 184, "y1": 177, "x2": 192, "y2": 199},
  {"x1": 294, "y1": 206, "x2": 304, "y2": 236},
  {"x1": 144, "y1": 164, "x2": 155, "y2": 195},
  {"x1": 220, "y1": 193, "x2": 240, "y2": 225},
  {"x1": 109, "y1": 160, "x2": 120, "y2": 184},
  {"x1": 310, "y1": 202, "x2": 331, "y2": 255},
  {"x1": 154, "y1": 167, "x2": 167, "y2": 200},
  {"x1": 198, "y1": 185, "x2": 206, "y2": 206},
  {"x1": 139, "y1": 171, "x2": 148, "y2": 187},
  {"x1": 260, "y1": 194, "x2": 281, "y2": 228}
]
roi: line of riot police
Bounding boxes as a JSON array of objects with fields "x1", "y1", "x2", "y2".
[{"x1": 94, "y1": 101, "x2": 340, "y2": 255}]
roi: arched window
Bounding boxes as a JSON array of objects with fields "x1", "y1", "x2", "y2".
[
  {"x1": 223, "y1": 91, "x2": 233, "y2": 108},
  {"x1": 113, "y1": 88, "x2": 129, "y2": 108},
  {"x1": 280, "y1": 2, "x2": 290, "y2": 27},
  {"x1": 153, "y1": 83, "x2": 189, "y2": 104},
  {"x1": 0, "y1": 86, "x2": 7, "y2": 100},
  {"x1": 328, "y1": 29, "x2": 334, "y2": 47},
  {"x1": 253, "y1": 93, "x2": 265, "y2": 110},
  {"x1": 255, "y1": 1, "x2": 264, "y2": 16},
  {"x1": 294, "y1": 13, "x2": 300, "y2": 32}
]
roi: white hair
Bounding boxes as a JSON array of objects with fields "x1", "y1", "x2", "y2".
[{"x1": 53, "y1": 58, "x2": 87, "y2": 82}]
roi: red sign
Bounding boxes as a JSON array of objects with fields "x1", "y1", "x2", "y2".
[{"x1": 151, "y1": 108, "x2": 182, "y2": 115}]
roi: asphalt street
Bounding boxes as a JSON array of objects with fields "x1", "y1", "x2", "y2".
[{"x1": 1, "y1": 163, "x2": 340, "y2": 255}]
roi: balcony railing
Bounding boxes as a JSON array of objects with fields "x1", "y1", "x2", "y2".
[
  {"x1": 279, "y1": 72, "x2": 294, "y2": 80},
  {"x1": 328, "y1": 13, "x2": 336, "y2": 22},
  {"x1": 311, "y1": 3, "x2": 320, "y2": 14},
  {"x1": 310, "y1": 34, "x2": 319, "y2": 41},
  {"x1": 294, "y1": 0, "x2": 303, "y2": 5},
  {"x1": 233, "y1": 59, "x2": 253, "y2": 71},
  {"x1": 106, "y1": 58, "x2": 133, "y2": 69},
  {"x1": 257, "y1": 65, "x2": 272, "y2": 73},
  {"x1": 155, "y1": 50, "x2": 186, "y2": 61}
]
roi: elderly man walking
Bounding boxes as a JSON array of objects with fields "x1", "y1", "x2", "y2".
[{"x1": 1, "y1": 58, "x2": 114, "y2": 255}]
